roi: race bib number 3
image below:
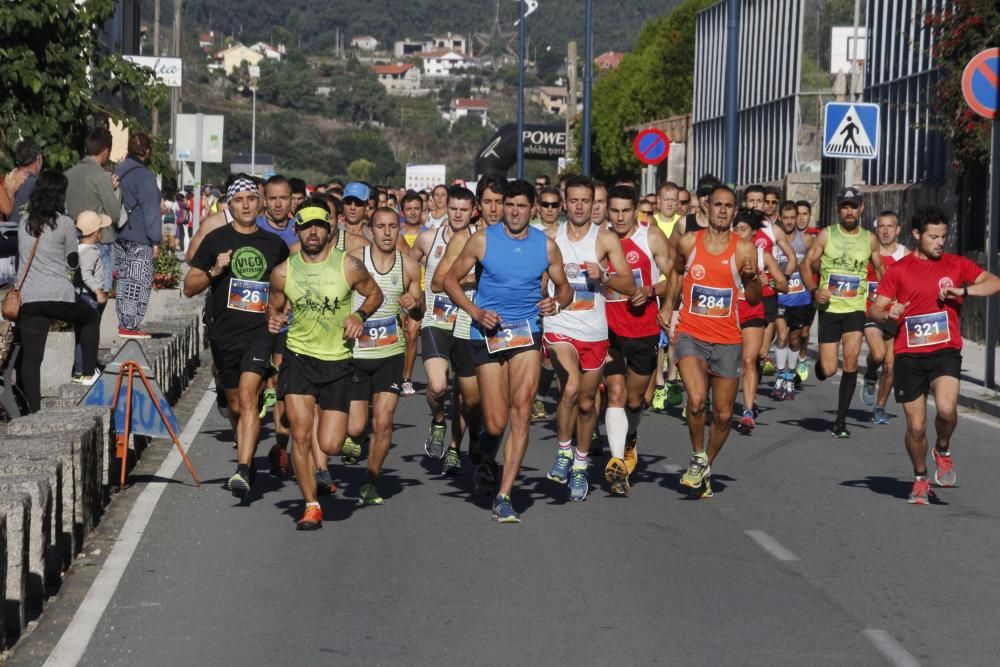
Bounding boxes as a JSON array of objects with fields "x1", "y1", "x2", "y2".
[
  {"x1": 827, "y1": 273, "x2": 861, "y2": 298},
  {"x1": 905, "y1": 311, "x2": 951, "y2": 348},
  {"x1": 605, "y1": 269, "x2": 644, "y2": 303},
  {"x1": 432, "y1": 294, "x2": 459, "y2": 325},
  {"x1": 357, "y1": 315, "x2": 399, "y2": 349},
  {"x1": 486, "y1": 319, "x2": 534, "y2": 354},
  {"x1": 689, "y1": 284, "x2": 733, "y2": 318},
  {"x1": 228, "y1": 279, "x2": 269, "y2": 313}
]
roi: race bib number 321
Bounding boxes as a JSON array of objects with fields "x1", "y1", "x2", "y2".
[
  {"x1": 228, "y1": 279, "x2": 269, "y2": 313},
  {"x1": 905, "y1": 311, "x2": 951, "y2": 348}
]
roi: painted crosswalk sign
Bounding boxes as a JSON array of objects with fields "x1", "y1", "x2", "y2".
[{"x1": 823, "y1": 102, "x2": 880, "y2": 160}]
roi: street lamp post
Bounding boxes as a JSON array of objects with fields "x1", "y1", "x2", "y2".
[
  {"x1": 249, "y1": 65, "x2": 260, "y2": 176},
  {"x1": 581, "y1": 0, "x2": 593, "y2": 176},
  {"x1": 516, "y1": 0, "x2": 527, "y2": 179}
]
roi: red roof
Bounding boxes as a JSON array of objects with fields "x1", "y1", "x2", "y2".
[
  {"x1": 374, "y1": 63, "x2": 414, "y2": 76},
  {"x1": 453, "y1": 98, "x2": 488, "y2": 109},
  {"x1": 595, "y1": 51, "x2": 626, "y2": 70}
]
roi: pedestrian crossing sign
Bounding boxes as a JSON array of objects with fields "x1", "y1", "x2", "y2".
[{"x1": 823, "y1": 102, "x2": 880, "y2": 160}]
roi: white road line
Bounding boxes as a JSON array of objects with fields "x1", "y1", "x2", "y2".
[
  {"x1": 44, "y1": 386, "x2": 217, "y2": 667},
  {"x1": 744, "y1": 530, "x2": 800, "y2": 562},
  {"x1": 863, "y1": 629, "x2": 921, "y2": 667}
]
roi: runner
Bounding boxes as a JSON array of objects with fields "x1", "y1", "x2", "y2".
[
  {"x1": 542, "y1": 176, "x2": 635, "y2": 502},
  {"x1": 346, "y1": 207, "x2": 424, "y2": 506},
  {"x1": 183, "y1": 175, "x2": 289, "y2": 499},
  {"x1": 801, "y1": 186, "x2": 885, "y2": 437},
  {"x1": 773, "y1": 200, "x2": 814, "y2": 399},
  {"x1": 266, "y1": 202, "x2": 384, "y2": 529},
  {"x1": 661, "y1": 186, "x2": 761, "y2": 497},
  {"x1": 732, "y1": 208, "x2": 788, "y2": 433},
  {"x1": 650, "y1": 182, "x2": 685, "y2": 411},
  {"x1": 603, "y1": 185, "x2": 673, "y2": 495},
  {"x1": 398, "y1": 190, "x2": 426, "y2": 396},
  {"x1": 443, "y1": 179, "x2": 573, "y2": 522},
  {"x1": 869, "y1": 207, "x2": 1000, "y2": 504},
  {"x1": 411, "y1": 186, "x2": 478, "y2": 463},
  {"x1": 795, "y1": 200, "x2": 819, "y2": 380},
  {"x1": 529, "y1": 186, "x2": 563, "y2": 420},
  {"x1": 425, "y1": 184, "x2": 449, "y2": 229},
  {"x1": 591, "y1": 180, "x2": 608, "y2": 225},
  {"x1": 862, "y1": 210, "x2": 908, "y2": 424}
]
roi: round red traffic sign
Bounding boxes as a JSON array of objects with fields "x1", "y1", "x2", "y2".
[
  {"x1": 962, "y1": 47, "x2": 998, "y2": 119},
  {"x1": 633, "y1": 128, "x2": 670, "y2": 166}
]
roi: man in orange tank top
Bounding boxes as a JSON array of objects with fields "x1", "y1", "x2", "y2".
[{"x1": 660, "y1": 186, "x2": 762, "y2": 498}]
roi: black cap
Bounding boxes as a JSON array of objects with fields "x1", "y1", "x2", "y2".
[{"x1": 836, "y1": 186, "x2": 863, "y2": 205}]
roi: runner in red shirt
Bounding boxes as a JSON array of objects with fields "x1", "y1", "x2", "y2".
[
  {"x1": 661, "y1": 186, "x2": 761, "y2": 498},
  {"x1": 870, "y1": 207, "x2": 1000, "y2": 505}
]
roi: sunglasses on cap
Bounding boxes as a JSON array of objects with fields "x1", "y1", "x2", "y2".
[{"x1": 294, "y1": 206, "x2": 331, "y2": 230}]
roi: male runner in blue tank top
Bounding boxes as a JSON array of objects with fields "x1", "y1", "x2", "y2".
[{"x1": 443, "y1": 179, "x2": 574, "y2": 523}]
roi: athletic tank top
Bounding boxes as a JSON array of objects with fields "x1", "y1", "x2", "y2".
[
  {"x1": 653, "y1": 212, "x2": 680, "y2": 240},
  {"x1": 677, "y1": 231, "x2": 742, "y2": 345},
  {"x1": 606, "y1": 225, "x2": 659, "y2": 337},
  {"x1": 738, "y1": 245, "x2": 766, "y2": 324},
  {"x1": 425, "y1": 211, "x2": 448, "y2": 229},
  {"x1": 820, "y1": 224, "x2": 872, "y2": 314},
  {"x1": 353, "y1": 247, "x2": 405, "y2": 359},
  {"x1": 777, "y1": 229, "x2": 811, "y2": 307},
  {"x1": 284, "y1": 250, "x2": 353, "y2": 361},
  {"x1": 866, "y1": 245, "x2": 907, "y2": 308},
  {"x1": 471, "y1": 223, "x2": 549, "y2": 340},
  {"x1": 453, "y1": 225, "x2": 480, "y2": 341},
  {"x1": 544, "y1": 224, "x2": 607, "y2": 342},
  {"x1": 257, "y1": 215, "x2": 298, "y2": 248},
  {"x1": 422, "y1": 225, "x2": 457, "y2": 331}
]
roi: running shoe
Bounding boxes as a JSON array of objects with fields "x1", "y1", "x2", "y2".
[
  {"x1": 830, "y1": 422, "x2": 851, "y2": 439},
  {"x1": 358, "y1": 482, "x2": 384, "y2": 506},
  {"x1": 666, "y1": 380, "x2": 684, "y2": 406},
  {"x1": 738, "y1": 409, "x2": 756, "y2": 433},
  {"x1": 796, "y1": 360, "x2": 809, "y2": 381},
  {"x1": 315, "y1": 469, "x2": 336, "y2": 495},
  {"x1": 546, "y1": 450, "x2": 573, "y2": 484},
  {"x1": 442, "y1": 448, "x2": 462, "y2": 476},
  {"x1": 680, "y1": 453, "x2": 710, "y2": 489},
  {"x1": 297, "y1": 505, "x2": 323, "y2": 530},
  {"x1": 532, "y1": 399, "x2": 547, "y2": 420},
  {"x1": 861, "y1": 379, "x2": 877, "y2": 406},
  {"x1": 263, "y1": 387, "x2": 277, "y2": 408},
  {"x1": 651, "y1": 386, "x2": 667, "y2": 411},
  {"x1": 908, "y1": 478, "x2": 932, "y2": 505},
  {"x1": 750, "y1": 402, "x2": 758, "y2": 420},
  {"x1": 691, "y1": 475, "x2": 713, "y2": 499},
  {"x1": 228, "y1": 469, "x2": 250, "y2": 499},
  {"x1": 424, "y1": 421, "x2": 447, "y2": 459},
  {"x1": 568, "y1": 467, "x2": 589, "y2": 502},
  {"x1": 268, "y1": 443, "x2": 289, "y2": 477},
  {"x1": 771, "y1": 379, "x2": 785, "y2": 401},
  {"x1": 473, "y1": 462, "x2": 498, "y2": 496},
  {"x1": 492, "y1": 494, "x2": 520, "y2": 523},
  {"x1": 400, "y1": 379, "x2": 416, "y2": 396},
  {"x1": 871, "y1": 406, "x2": 890, "y2": 425},
  {"x1": 623, "y1": 433, "x2": 638, "y2": 475},
  {"x1": 933, "y1": 449, "x2": 956, "y2": 487},
  {"x1": 342, "y1": 436, "x2": 363, "y2": 465},
  {"x1": 762, "y1": 359, "x2": 776, "y2": 376},
  {"x1": 605, "y1": 457, "x2": 630, "y2": 496}
]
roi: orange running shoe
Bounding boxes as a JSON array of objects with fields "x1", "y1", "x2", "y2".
[
  {"x1": 908, "y1": 478, "x2": 933, "y2": 505},
  {"x1": 296, "y1": 505, "x2": 323, "y2": 530},
  {"x1": 933, "y1": 449, "x2": 956, "y2": 487},
  {"x1": 268, "y1": 443, "x2": 289, "y2": 477}
]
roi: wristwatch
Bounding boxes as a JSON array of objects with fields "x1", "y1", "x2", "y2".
[{"x1": 353, "y1": 309, "x2": 369, "y2": 322}]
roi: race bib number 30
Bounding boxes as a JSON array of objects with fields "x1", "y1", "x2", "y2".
[
  {"x1": 605, "y1": 269, "x2": 644, "y2": 303},
  {"x1": 432, "y1": 294, "x2": 459, "y2": 325},
  {"x1": 357, "y1": 315, "x2": 400, "y2": 349},
  {"x1": 486, "y1": 319, "x2": 534, "y2": 354},
  {"x1": 788, "y1": 272, "x2": 805, "y2": 294},
  {"x1": 827, "y1": 273, "x2": 861, "y2": 298},
  {"x1": 228, "y1": 279, "x2": 269, "y2": 313},
  {"x1": 905, "y1": 311, "x2": 951, "y2": 348},
  {"x1": 689, "y1": 284, "x2": 733, "y2": 318}
]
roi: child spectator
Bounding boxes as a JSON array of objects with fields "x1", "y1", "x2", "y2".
[{"x1": 72, "y1": 210, "x2": 111, "y2": 384}]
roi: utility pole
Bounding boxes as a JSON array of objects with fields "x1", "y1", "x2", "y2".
[
  {"x1": 565, "y1": 41, "x2": 577, "y2": 163},
  {"x1": 723, "y1": 0, "x2": 739, "y2": 186},
  {"x1": 170, "y1": 0, "x2": 182, "y2": 187},
  {"x1": 516, "y1": 0, "x2": 526, "y2": 179},
  {"x1": 844, "y1": 0, "x2": 862, "y2": 188},
  {"x1": 581, "y1": 0, "x2": 593, "y2": 175},
  {"x1": 152, "y1": 0, "x2": 160, "y2": 137}
]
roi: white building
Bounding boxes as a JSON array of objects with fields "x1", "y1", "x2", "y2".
[
  {"x1": 418, "y1": 49, "x2": 473, "y2": 77},
  {"x1": 448, "y1": 98, "x2": 489, "y2": 125},
  {"x1": 373, "y1": 63, "x2": 423, "y2": 96},
  {"x1": 351, "y1": 35, "x2": 379, "y2": 51},
  {"x1": 251, "y1": 41, "x2": 285, "y2": 60},
  {"x1": 429, "y1": 33, "x2": 467, "y2": 55},
  {"x1": 394, "y1": 39, "x2": 426, "y2": 58},
  {"x1": 214, "y1": 44, "x2": 263, "y2": 75}
]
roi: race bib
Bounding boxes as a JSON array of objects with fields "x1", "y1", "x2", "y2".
[
  {"x1": 867, "y1": 281, "x2": 879, "y2": 302},
  {"x1": 604, "y1": 268, "x2": 644, "y2": 303},
  {"x1": 431, "y1": 294, "x2": 459, "y2": 325},
  {"x1": 228, "y1": 279, "x2": 269, "y2": 313},
  {"x1": 787, "y1": 272, "x2": 805, "y2": 294},
  {"x1": 357, "y1": 315, "x2": 399, "y2": 349},
  {"x1": 567, "y1": 278, "x2": 597, "y2": 312},
  {"x1": 689, "y1": 284, "x2": 733, "y2": 318},
  {"x1": 827, "y1": 273, "x2": 861, "y2": 298},
  {"x1": 486, "y1": 319, "x2": 534, "y2": 354},
  {"x1": 905, "y1": 311, "x2": 951, "y2": 348}
]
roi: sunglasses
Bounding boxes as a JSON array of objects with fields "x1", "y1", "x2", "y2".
[
  {"x1": 678, "y1": 198, "x2": 690, "y2": 204},
  {"x1": 538, "y1": 201, "x2": 561, "y2": 209}
]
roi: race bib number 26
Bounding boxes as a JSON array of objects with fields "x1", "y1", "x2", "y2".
[{"x1": 228, "y1": 279, "x2": 269, "y2": 313}]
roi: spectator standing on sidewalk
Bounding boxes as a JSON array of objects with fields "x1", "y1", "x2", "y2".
[
  {"x1": 113, "y1": 133, "x2": 162, "y2": 338},
  {"x1": 10, "y1": 139, "x2": 43, "y2": 219},
  {"x1": 72, "y1": 211, "x2": 112, "y2": 383},
  {"x1": 65, "y1": 126, "x2": 123, "y2": 295}
]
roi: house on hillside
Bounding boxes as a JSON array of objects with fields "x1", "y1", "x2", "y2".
[
  {"x1": 251, "y1": 41, "x2": 286, "y2": 61},
  {"x1": 531, "y1": 86, "x2": 580, "y2": 117},
  {"x1": 594, "y1": 51, "x2": 626, "y2": 71},
  {"x1": 198, "y1": 32, "x2": 216, "y2": 49},
  {"x1": 448, "y1": 98, "x2": 489, "y2": 126},
  {"x1": 351, "y1": 35, "x2": 379, "y2": 51},
  {"x1": 394, "y1": 39, "x2": 426, "y2": 57},
  {"x1": 419, "y1": 49, "x2": 473, "y2": 77},
  {"x1": 429, "y1": 33, "x2": 467, "y2": 55},
  {"x1": 214, "y1": 43, "x2": 263, "y2": 75},
  {"x1": 373, "y1": 63, "x2": 423, "y2": 96}
]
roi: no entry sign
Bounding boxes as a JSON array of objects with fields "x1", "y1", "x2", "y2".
[
  {"x1": 633, "y1": 128, "x2": 670, "y2": 166},
  {"x1": 962, "y1": 48, "x2": 998, "y2": 120}
]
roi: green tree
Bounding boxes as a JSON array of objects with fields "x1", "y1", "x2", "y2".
[
  {"x1": 589, "y1": 0, "x2": 716, "y2": 179},
  {"x1": 347, "y1": 158, "x2": 377, "y2": 182},
  {"x1": 0, "y1": 0, "x2": 166, "y2": 168}
]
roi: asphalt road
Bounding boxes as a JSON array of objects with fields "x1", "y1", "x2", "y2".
[{"x1": 11, "y1": 362, "x2": 1000, "y2": 666}]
